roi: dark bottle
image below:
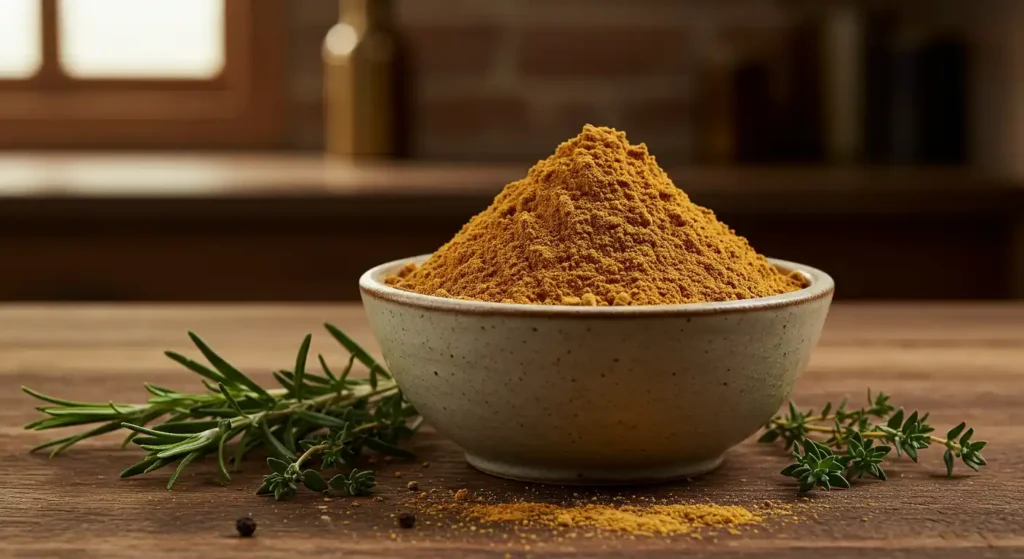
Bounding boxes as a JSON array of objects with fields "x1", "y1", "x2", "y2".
[
  {"x1": 323, "y1": 0, "x2": 409, "y2": 159},
  {"x1": 863, "y1": 11, "x2": 969, "y2": 164}
]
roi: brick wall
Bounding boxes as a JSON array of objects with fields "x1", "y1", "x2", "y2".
[{"x1": 288, "y1": 0, "x2": 792, "y2": 163}]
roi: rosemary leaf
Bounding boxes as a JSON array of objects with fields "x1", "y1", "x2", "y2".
[
  {"x1": 217, "y1": 383, "x2": 251, "y2": 420},
  {"x1": 297, "y1": 410, "x2": 347, "y2": 429},
  {"x1": 121, "y1": 423, "x2": 192, "y2": 440},
  {"x1": 153, "y1": 420, "x2": 223, "y2": 434},
  {"x1": 187, "y1": 332, "x2": 272, "y2": 401},
  {"x1": 21, "y1": 387, "x2": 94, "y2": 407},
  {"x1": 20, "y1": 325, "x2": 417, "y2": 503},
  {"x1": 164, "y1": 351, "x2": 226, "y2": 385},
  {"x1": 120, "y1": 455, "x2": 164, "y2": 479},
  {"x1": 47, "y1": 421, "x2": 125, "y2": 458},
  {"x1": 273, "y1": 372, "x2": 295, "y2": 395},
  {"x1": 232, "y1": 427, "x2": 251, "y2": 472},
  {"x1": 155, "y1": 436, "x2": 215, "y2": 459},
  {"x1": 217, "y1": 429, "x2": 239, "y2": 482},
  {"x1": 143, "y1": 457, "x2": 175, "y2": 474},
  {"x1": 293, "y1": 334, "x2": 312, "y2": 402},
  {"x1": 319, "y1": 354, "x2": 337, "y2": 384},
  {"x1": 281, "y1": 418, "x2": 297, "y2": 454},
  {"x1": 363, "y1": 437, "x2": 417, "y2": 460},
  {"x1": 339, "y1": 354, "x2": 356, "y2": 383},
  {"x1": 167, "y1": 451, "x2": 203, "y2": 490},
  {"x1": 29, "y1": 433, "x2": 79, "y2": 454},
  {"x1": 324, "y1": 323, "x2": 391, "y2": 383},
  {"x1": 262, "y1": 421, "x2": 297, "y2": 460}
]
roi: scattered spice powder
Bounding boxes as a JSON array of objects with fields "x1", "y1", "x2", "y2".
[
  {"x1": 405, "y1": 491, "x2": 803, "y2": 540},
  {"x1": 458, "y1": 502, "x2": 762, "y2": 536},
  {"x1": 387, "y1": 124, "x2": 805, "y2": 305}
]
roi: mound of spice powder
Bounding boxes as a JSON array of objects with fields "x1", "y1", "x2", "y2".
[{"x1": 386, "y1": 124, "x2": 805, "y2": 305}]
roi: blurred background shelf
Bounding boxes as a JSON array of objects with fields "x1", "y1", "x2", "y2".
[
  {"x1": 1, "y1": 154, "x2": 1021, "y2": 302},
  {"x1": 2, "y1": 0, "x2": 1023, "y2": 303}
]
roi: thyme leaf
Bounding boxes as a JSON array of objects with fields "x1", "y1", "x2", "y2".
[{"x1": 762, "y1": 390, "x2": 988, "y2": 493}]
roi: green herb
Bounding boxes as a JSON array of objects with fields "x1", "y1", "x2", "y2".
[
  {"x1": 22, "y1": 324, "x2": 420, "y2": 501},
  {"x1": 761, "y1": 390, "x2": 987, "y2": 493}
]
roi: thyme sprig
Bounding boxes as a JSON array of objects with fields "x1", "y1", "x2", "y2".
[
  {"x1": 761, "y1": 390, "x2": 988, "y2": 493},
  {"x1": 23, "y1": 324, "x2": 419, "y2": 501}
]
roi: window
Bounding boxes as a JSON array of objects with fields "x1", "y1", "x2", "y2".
[
  {"x1": 0, "y1": 2, "x2": 42, "y2": 79},
  {"x1": 0, "y1": 0, "x2": 286, "y2": 149},
  {"x1": 59, "y1": 0, "x2": 226, "y2": 79}
]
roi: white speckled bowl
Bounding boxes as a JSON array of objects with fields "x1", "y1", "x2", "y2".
[{"x1": 359, "y1": 255, "x2": 834, "y2": 485}]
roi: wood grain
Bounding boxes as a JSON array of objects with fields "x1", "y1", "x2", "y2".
[{"x1": 0, "y1": 303, "x2": 1022, "y2": 558}]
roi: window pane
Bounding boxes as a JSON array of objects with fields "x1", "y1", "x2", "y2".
[
  {"x1": 0, "y1": 0, "x2": 42, "y2": 78},
  {"x1": 58, "y1": 0, "x2": 225, "y2": 79}
]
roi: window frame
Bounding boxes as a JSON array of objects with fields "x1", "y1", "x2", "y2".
[{"x1": 0, "y1": 0, "x2": 288, "y2": 149}]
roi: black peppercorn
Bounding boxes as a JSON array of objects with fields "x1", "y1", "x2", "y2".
[
  {"x1": 396, "y1": 512, "x2": 416, "y2": 529},
  {"x1": 236, "y1": 516, "x2": 257, "y2": 537}
]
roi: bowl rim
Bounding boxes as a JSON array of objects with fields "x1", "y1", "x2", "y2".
[{"x1": 359, "y1": 254, "x2": 834, "y2": 317}]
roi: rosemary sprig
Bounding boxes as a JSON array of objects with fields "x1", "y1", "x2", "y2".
[
  {"x1": 22, "y1": 324, "x2": 420, "y2": 501},
  {"x1": 761, "y1": 390, "x2": 988, "y2": 493}
]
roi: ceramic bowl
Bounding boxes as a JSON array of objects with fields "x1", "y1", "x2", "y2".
[{"x1": 359, "y1": 255, "x2": 834, "y2": 485}]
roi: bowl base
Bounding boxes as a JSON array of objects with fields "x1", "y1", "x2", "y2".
[{"x1": 464, "y1": 453, "x2": 724, "y2": 486}]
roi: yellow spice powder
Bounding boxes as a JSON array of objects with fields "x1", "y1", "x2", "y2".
[
  {"x1": 387, "y1": 124, "x2": 805, "y2": 305},
  {"x1": 459, "y1": 502, "x2": 763, "y2": 536}
]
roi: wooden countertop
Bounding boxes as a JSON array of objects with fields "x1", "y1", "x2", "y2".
[
  {"x1": 0, "y1": 153, "x2": 1022, "y2": 222},
  {"x1": 1, "y1": 303, "x2": 1022, "y2": 557}
]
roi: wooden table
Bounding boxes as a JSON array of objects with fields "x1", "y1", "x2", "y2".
[{"x1": 0, "y1": 303, "x2": 1021, "y2": 558}]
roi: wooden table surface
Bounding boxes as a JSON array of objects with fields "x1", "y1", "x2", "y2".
[{"x1": 0, "y1": 303, "x2": 1021, "y2": 558}]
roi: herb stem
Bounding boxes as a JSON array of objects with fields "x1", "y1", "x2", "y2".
[
  {"x1": 196, "y1": 385, "x2": 400, "y2": 464},
  {"x1": 294, "y1": 443, "x2": 328, "y2": 470},
  {"x1": 784, "y1": 420, "x2": 963, "y2": 452},
  {"x1": 195, "y1": 382, "x2": 400, "y2": 438}
]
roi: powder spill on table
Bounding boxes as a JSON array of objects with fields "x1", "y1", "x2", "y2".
[
  {"x1": 401, "y1": 487, "x2": 804, "y2": 540},
  {"x1": 460, "y1": 502, "x2": 762, "y2": 536},
  {"x1": 388, "y1": 124, "x2": 805, "y2": 305}
]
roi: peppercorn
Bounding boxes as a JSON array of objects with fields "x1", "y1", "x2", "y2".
[
  {"x1": 407, "y1": 481, "x2": 419, "y2": 491},
  {"x1": 397, "y1": 512, "x2": 416, "y2": 529},
  {"x1": 236, "y1": 516, "x2": 257, "y2": 537}
]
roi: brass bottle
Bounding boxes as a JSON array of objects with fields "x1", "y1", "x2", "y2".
[{"x1": 323, "y1": 0, "x2": 403, "y2": 159}]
